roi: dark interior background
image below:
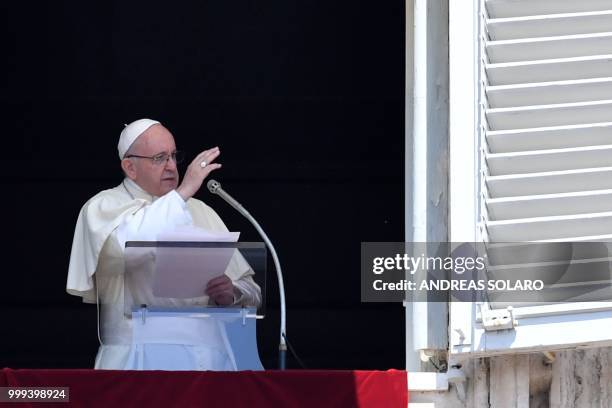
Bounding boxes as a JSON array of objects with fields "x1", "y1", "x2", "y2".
[{"x1": 1, "y1": 1, "x2": 405, "y2": 369}]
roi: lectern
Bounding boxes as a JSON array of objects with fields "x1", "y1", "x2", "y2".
[{"x1": 96, "y1": 241, "x2": 266, "y2": 370}]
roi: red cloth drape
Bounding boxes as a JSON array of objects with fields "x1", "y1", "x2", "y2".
[{"x1": 0, "y1": 368, "x2": 408, "y2": 408}]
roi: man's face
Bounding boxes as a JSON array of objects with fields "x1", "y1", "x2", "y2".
[{"x1": 123, "y1": 124, "x2": 180, "y2": 196}]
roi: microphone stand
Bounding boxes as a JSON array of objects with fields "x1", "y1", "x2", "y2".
[{"x1": 207, "y1": 180, "x2": 287, "y2": 369}]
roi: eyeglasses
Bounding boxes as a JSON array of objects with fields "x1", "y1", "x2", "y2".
[{"x1": 126, "y1": 150, "x2": 185, "y2": 165}]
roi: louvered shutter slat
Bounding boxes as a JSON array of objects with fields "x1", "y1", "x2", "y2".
[
  {"x1": 486, "y1": 78, "x2": 612, "y2": 109},
  {"x1": 487, "y1": 100, "x2": 612, "y2": 131},
  {"x1": 487, "y1": 32, "x2": 612, "y2": 64},
  {"x1": 487, "y1": 56, "x2": 612, "y2": 86},
  {"x1": 487, "y1": 190, "x2": 612, "y2": 220},
  {"x1": 487, "y1": 212, "x2": 612, "y2": 241},
  {"x1": 486, "y1": 0, "x2": 612, "y2": 19},
  {"x1": 487, "y1": 122, "x2": 612, "y2": 153},
  {"x1": 487, "y1": 11, "x2": 612, "y2": 41},
  {"x1": 487, "y1": 167, "x2": 612, "y2": 198},
  {"x1": 487, "y1": 145, "x2": 612, "y2": 175}
]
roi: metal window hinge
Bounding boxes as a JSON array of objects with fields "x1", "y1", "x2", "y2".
[{"x1": 482, "y1": 306, "x2": 517, "y2": 331}]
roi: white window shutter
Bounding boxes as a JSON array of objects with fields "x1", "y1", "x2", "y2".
[
  {"x1": 449, "y1": 0, "x2": 612, "y2": 360},
  {"x1": 481, "y1": 0, "x2": 612, "y2": 242}
]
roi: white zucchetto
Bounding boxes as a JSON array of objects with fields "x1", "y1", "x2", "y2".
[{"x1": 117, "y1": 118, "x2": 160, "y2": 159}]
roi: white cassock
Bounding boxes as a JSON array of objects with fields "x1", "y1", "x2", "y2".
[{"x1": 66, "y1": 178, "x2": 261, "y2": 370}]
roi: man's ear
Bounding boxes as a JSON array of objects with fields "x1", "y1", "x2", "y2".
[{"x1": 121, "y1": 158, "x2": 137, "y2": 180}]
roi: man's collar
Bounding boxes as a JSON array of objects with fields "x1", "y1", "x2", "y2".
[{"x1": 122, "y1": 178, "x2": 159, "y2": 202}]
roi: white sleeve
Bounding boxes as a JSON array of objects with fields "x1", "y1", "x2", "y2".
[
  {"x1": 116, "y1": 190, "x2": 193, "y2": 250},
  {"x1": 232, "y1": 274, "x2": 262, "y2": 308}
]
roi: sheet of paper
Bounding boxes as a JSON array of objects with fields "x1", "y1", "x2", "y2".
[
  {"x1": 152, "y1": 226, "x2": 240, "y2": 298},
  {"x1": 157, "y1": 225, "x2": 240, "y2": 242}
]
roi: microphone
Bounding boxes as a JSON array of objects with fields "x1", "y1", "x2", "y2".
[
  {"x1": 207, "y1": 179, "x2": 288, "y2": 369},
  {"x1": 207, "y1": 179, "x2": 248, "y2": 216}
]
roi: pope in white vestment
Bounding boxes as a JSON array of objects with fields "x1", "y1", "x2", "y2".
[{"x1": 66, "y1": 119, "x2": 261, "y2": 370}]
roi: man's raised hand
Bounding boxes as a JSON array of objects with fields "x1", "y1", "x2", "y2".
[{"x1": 176, "y1": 147, "x2": 221, "y2": 201}]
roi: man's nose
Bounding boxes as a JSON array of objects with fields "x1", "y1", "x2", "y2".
[{"x1": 164, "y1": 155, "x2": 178, "y2": 171}]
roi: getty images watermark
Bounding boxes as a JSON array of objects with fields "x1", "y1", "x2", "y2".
[{"x1": 361, "y1": 242, "x2": 612, "y2": 303}]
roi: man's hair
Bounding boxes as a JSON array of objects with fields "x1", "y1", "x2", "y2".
[{"x1": 120, "y1": 143, "x2": 137, "y2": 177}]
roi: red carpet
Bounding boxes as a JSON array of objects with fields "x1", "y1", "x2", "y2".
[{"x1": 1, "y1": 368, "x2": 408, "y2": 407}]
